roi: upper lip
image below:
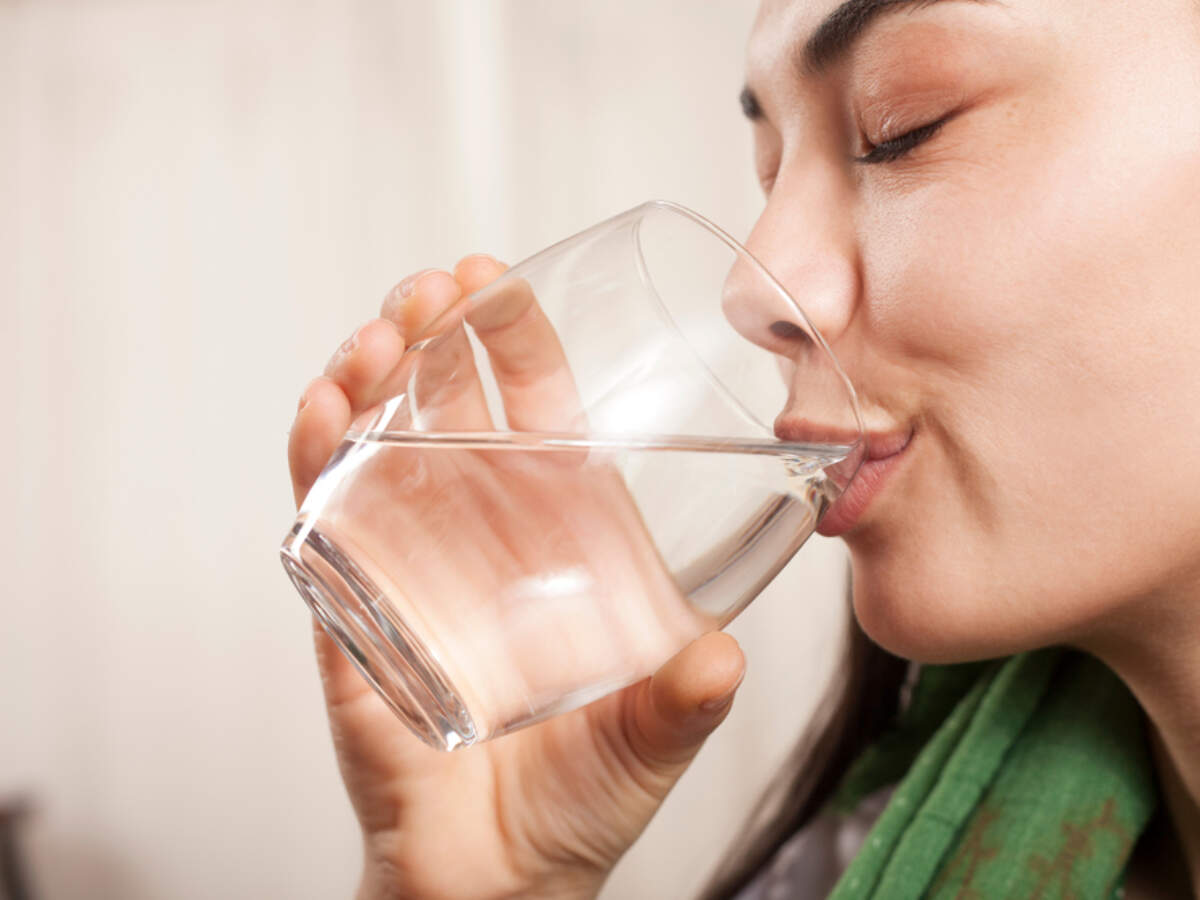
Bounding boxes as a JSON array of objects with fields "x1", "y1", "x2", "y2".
[
  {"x1": 774, "y1": 416, "x2": 913, "y2": 461},
  {"x1": 862, "y1": 428, "x2": 913, "y2": 460}
]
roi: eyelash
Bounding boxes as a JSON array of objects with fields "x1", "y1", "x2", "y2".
[{"x1": 853, "y1": 115, "x2": 951, "y2": 164}]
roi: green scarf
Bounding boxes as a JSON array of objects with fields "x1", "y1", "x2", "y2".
[{"x1": 827, "y1": 647, "x2": 1158, "y2": 899}]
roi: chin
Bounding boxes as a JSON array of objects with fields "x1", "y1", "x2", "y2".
[{"x1": 847, "y1": 550, "x2": 1035, "y2": 665}]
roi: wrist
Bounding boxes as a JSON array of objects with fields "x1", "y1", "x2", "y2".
[
  {"x1": 355, "y1": 858, "x2": 401, "y2": 900},
  {"x1": 355, "y1": 856, "x2": 606, "y2": 900},
  {"x1": 512, "y1": 871, "x2": 605, "y2": 900}
]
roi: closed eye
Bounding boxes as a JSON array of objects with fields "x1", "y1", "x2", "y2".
[{"x1": 853, "y1": 114, "x2": 952, "y2": 164}]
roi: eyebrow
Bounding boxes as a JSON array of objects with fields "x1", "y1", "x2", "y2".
[{"x1": 740, "y1": 0, "x2": 997, "y2": 120}]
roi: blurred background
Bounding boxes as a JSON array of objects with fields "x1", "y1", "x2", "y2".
[{"x1": 0, "y1": 1, "x2": 850, "y2": 897}]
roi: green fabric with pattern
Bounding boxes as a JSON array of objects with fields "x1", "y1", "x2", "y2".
[{"x1": 827, "y1": 647, "x2": 1157, "y2": 899}]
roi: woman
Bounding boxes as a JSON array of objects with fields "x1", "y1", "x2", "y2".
[{"x1": 286, "y1": 0, "x2": 1200, "y2": 895}]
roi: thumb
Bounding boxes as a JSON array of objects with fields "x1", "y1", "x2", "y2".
[{"x1": 620, "y1": 631, "x2": 746, "y2": 780}]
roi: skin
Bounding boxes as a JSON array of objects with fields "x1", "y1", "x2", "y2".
[
  {"x1": 742, "y1": 0, "x2": 1200, "y2": 892},
  {"x1": 288, "y1": 0, "x2": 1200, "y2": 895}
]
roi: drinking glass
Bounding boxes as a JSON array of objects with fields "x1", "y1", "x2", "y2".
[{"x1": 280, "y1": 200, "x2": 865, "y2": 751}]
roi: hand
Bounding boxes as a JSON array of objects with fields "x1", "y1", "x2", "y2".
[{"x1": 288, "y1": 255, "x2": 746, "y2": 900}]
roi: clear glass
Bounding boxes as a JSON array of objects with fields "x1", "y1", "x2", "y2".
[{"x1": 280, "y1": 200, "x2": 866, "y2": 750}]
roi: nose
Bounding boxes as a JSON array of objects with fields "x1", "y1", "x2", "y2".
[{"x1": 721, "y1": 160, "x2": 860, "y2": 357}]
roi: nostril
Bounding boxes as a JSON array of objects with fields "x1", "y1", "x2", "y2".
[{"x1": 769, "y1": 320, "x2": 812, "y2": 342}]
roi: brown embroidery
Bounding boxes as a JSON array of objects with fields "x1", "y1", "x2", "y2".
[
  {"x1": 1027, "y1": 798, "x2": 1132, "y2": 900},
  {"x1": 929, "y1": 804, "x2": 1002, "y2": 899}
]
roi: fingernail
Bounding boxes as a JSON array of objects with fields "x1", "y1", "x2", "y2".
[
  {"x1": 298, "y1": 377, "x2": 323, "y2": 411},
  {"x1": 325, "y1": 328, "x2": 360, "y2": 373},
  {"x1": 699, "y1": 690, "x2": 736, "y2": 714},
  {"x1": 399, "y1": 268, "x2": 436, "y2": 297},
  {"x1": 698, "y1": 670, "x2": 745, "y2": 713}
]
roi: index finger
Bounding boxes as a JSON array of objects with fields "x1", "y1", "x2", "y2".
[{"x1": 445, "y1": 254, "x2": 588, "y2": 434}]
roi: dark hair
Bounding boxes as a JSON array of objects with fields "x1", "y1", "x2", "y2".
[{"x1": 696, "y1": 567, "x2": 908, "y2": 900}]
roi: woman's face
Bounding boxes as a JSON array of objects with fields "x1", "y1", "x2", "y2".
[{"x1": 742, "y1": 0, "x2": 1200, "y2": 662}]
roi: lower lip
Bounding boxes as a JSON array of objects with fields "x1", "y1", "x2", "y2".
[{"x1": 816, "y1": 437, "x2": 912, "y2": 537}]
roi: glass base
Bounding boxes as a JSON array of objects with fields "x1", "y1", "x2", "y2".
[{"x1": 280, "y1": 522, "x2": 478, "y2": 751}]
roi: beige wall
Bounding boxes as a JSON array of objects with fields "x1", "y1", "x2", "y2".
[{"x1": 0, "y1": 2, "x2": 849, "y2": 897}]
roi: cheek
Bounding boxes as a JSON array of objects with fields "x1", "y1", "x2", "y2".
[{"x1": 850, "y1": 53, "x2": 1200, "y2": 659}]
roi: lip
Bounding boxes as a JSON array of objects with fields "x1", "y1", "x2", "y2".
[
  {"x1": 814, "y1": 428, "x2": 913, "y2": 537},
  {"x1": 772, "y1": 417, "x2": 911, "y2": 461}
]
